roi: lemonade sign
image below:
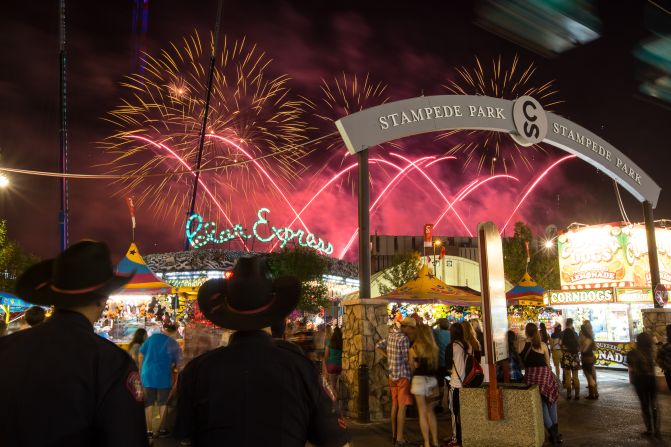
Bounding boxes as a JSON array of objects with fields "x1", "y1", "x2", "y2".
[{"x1": 558, "y1": 224, "x2": 671, "y2": 290}]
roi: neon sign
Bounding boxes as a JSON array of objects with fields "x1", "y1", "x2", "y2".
[{"x1": 186, "y1": 208, "x2": 335, "y2": 255}]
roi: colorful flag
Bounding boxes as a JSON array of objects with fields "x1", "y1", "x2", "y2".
[
  {"x1": 125, "y1": 197, "x2": 136, "y2": 229},
  {"x1": 423, "y1": 224, "x2": 434, "y2": 247}
]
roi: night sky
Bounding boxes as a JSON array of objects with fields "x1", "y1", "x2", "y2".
[{"x1": 1, "y1": 0, "x2": 670, "y2": 261}]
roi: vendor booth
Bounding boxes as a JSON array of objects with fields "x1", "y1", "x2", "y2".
[
  {"x1": 96, "y1": 243, "x2": 174, "y2": 347},
  {"x1": 506, "y1": 272, "x2": 561, "y2": 331},
  {"x1": 378, "y1": 264, "x2": 482, "y2": 325},
  {"x1": 547, "y1": 222, "x2": 671, "y2": 368},
  {"x1": 0, "y1": 292, "x2": 36, "y2": 324}
]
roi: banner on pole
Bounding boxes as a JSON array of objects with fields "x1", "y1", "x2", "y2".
[
  {"x1": 423, "y1": 224, "x2": 433, "y2": 248},
  {"x1": 125, "y1": 197, "x2": 136, "y2": 229}
]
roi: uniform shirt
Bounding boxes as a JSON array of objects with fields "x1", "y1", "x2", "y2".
[
  {"x1": 0, "y1": 309, "x2": 147, "y2": 446},
  {"x1": 139, "y1": 332, "x2": 182, "y2": 389},
  {"x1": 376, "y1": 326, "x2": 412, "y2": 381},
  {"x1": 173, "y1": 330, "x2": 349, "y2": 447}
]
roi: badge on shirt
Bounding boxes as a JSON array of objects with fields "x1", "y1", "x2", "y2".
[{"x1": 126, "y1": 371, "x2": 144, "y2": 402}]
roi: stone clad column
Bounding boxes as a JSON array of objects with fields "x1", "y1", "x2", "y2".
[{"x1": 341, "y1": 298, "x2": 390, "y2": 420}]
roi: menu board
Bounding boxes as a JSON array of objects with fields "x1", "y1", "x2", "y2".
[{"x1": 557, "y1": 224, "x2": 671, "y2": 290}]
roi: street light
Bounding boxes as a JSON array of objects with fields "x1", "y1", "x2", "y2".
[
  {"x1": 0, "y1": 174, "x2": 9, "y2": 188},
  {"x1": 432, "y1": 239, "x2": 442, "y2": 275}
]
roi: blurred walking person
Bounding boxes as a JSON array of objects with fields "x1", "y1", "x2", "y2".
[
  {"x1": 579, "y1": 320, "x2": 598, "y2": 399},
  {"x1": 409, "y1": 324, "x2": 440, "y2": 447},
  {"x1": 656, "y1": 324, "x2": 671, "y2": 392},
  {"x1": 550, "y1": 323, "x2": 562, "y2": 377},
  {"x1": 433, "y1": 318, "x2": 451, "y2": 412},
  {"x1": 628, "y1": 332, "x2": 661, "y2": 437},
  {"x1": 324, "y1": 326, "x2": 343, "y2": 393},
  {"x1": 560, "y1": 318, "x2": 581, "y2": 399},
  {"x1": 128, "y1": 328, "x2": 147, "y2": 367},
  {"x1": 521, "y1": 323, "x2": 562, "y2": 445},
  {"x1": 469, "y1": 319, "x2": 485, "y2": 361}
]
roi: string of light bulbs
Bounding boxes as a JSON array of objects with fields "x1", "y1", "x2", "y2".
[{"x1": 0, "y1": 132, "x2": 338, "y2": 180}]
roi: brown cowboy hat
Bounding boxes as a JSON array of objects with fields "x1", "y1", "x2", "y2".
[
  {"x1": 16, "y1": 240, "x2": 134, "y2": 306},
  {"x1": 197, "y1": 256, "x2": 300, "y2": 331}
]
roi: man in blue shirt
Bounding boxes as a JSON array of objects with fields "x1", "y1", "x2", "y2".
[{"x1": 139, "y1": 323, "x2": 182, "y2": 437}]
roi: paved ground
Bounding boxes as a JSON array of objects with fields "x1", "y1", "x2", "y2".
[{"x1": 154, "y1": 369, "x2": 671, "y2": 446}]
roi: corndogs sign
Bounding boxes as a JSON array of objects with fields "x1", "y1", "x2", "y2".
[
  {"x1": 558, "y1": 224, "x2": 671, "y2": 290},
  {"x1": 335, "y1": 95, "x2": 661, "y2": 207}
]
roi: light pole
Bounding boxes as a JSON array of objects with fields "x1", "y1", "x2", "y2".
[{"x1": 432, "y1": 239, "x2": 441, "y2": 276}]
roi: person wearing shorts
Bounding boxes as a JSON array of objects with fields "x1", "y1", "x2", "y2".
[
  {"x1": 376, "y1": 317, "x2": 417, "y2": 446},
  {"x1": 140, "y1": 323, "x2": 182, "y2": 437},
  {"x1": 410, "y1": 324, "x2": 440, "y2": 447},
  {"x1": 144, "y1": 387, "x2": 170, "y2": 408}
]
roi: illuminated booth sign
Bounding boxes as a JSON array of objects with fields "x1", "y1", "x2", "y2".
[
  {"x1": 546, "y1": 289, "x2": 614, "y2": 305},
  {"x1": 186, "y1": 208, "x2": 335, "y2": 255},
  {"x1": 557, "y1": 224, "x2": 671, "y2": 290}
]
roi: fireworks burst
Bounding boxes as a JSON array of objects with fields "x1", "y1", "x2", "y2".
[
  {"x1": 301, "y1": 73, "x2": 392, "y2": 190},
  {"x1": 100, "y1": 32, "x2": 309, "y2": 220},
  {"x1": 439, "y1": 55, "x2": 562, "y2": 174}
]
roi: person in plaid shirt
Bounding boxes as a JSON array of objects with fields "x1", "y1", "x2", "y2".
[{"x1": 376, "y1": 317, "x2": 417, "y2": 446}]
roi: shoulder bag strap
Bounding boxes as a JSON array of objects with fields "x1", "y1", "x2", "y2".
[{"x1": 453, "y1": 341, "x2": 467, "y2": 383}]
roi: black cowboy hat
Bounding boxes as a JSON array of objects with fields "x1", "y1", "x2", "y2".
[
  {"x1": 16, "y1": 240, "x2": 134, "y2": 307},
  {"x1": 197, "y1": 256, "x2": 300, "y2": 331}
]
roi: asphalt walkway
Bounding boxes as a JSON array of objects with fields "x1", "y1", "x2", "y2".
[{"x1": 155, "y1": 369, "x2": 670, "y2": 446}]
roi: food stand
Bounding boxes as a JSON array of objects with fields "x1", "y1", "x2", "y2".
[
  {"x1": 506, "y1": 272, "x2": 561, "y2": 332},
  {"x1": 548, "y1": 222, "x2": 670, "y2": 368},
  {"x1": 0, "y1": 292, "x2": 40, "y2": 327},
  {"x1": 98, "y1": 242, "x2": 174, "y2": 349},
  {"x1": 378, "y1": 264, "x2": 482, "y2": 326}
]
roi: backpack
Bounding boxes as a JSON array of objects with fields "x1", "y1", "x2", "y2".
[
  {"x1": 657, "y1": 343, "x2": 671, "y2": 372},
  {"x1": 455, "y1": 342, "x2": 484, "y2": 388}
]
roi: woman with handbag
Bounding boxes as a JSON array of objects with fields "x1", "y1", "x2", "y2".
[
  {"x1": 521, "y1": 323, "x2": 562, "y2": 446},
  {"x1": 409, "y1": 324, "x2": 440, "y2": 447}
]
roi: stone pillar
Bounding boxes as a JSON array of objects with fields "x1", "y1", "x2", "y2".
[
  {"x1": 642, "y1": 308, "x2": 671, "y2": 392},
  {"x1": 341, "y1": 298, "x2": 390, "y2": 420},
  {"x1": 642, "y1": 308, "x2": 671, "y2": 343}
]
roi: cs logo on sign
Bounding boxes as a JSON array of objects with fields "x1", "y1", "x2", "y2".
[{"x1": 511, "y1": 96, "x2": 548, "y2": 147}]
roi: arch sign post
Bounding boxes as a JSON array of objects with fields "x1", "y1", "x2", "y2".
[{"x1": 335, "y1": 95, "x2": 663, "y2": 306}]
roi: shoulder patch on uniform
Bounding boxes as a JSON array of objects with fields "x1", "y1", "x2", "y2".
[{"x1": 126, "y1": 371, "x2": 144, "y2": 402}]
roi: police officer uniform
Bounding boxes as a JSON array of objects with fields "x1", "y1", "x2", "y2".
[
  {"x1": 173, "y1": 257, "x2": 349, "y2": 447},
  {"x1": 0, "y1": 241, "x2": 148, "y2": 446}
]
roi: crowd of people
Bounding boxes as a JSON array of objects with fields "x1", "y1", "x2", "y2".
[
  {"x1": 3, "y1": 239, "x2": 671, "y2": 446},
  {"x1": 376, "y1": 316, "x2": 484, "y2": 447},
  {"x1": 375, "y1": 315, "x2": 608, "y2": 447},
  {"x1": 0, "y1": 241, "x2": 350, "y2": 447},
  {"x1": 375, "y1": 312, "x2": 671, "y2": 447}
]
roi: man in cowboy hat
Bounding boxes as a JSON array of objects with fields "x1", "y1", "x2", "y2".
[
  {"x1": 0, "y1": 240, "x2": 148, "y2": 446},
  {"x1": 172, "y1": 256, "x2": 350, "y2": 446}
]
